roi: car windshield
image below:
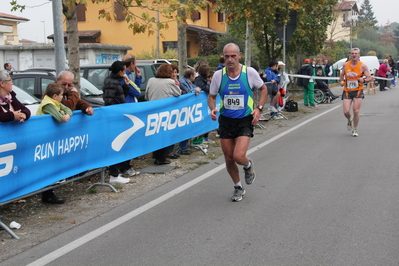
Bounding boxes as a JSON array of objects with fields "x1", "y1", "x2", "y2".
[
  {"x1": 12, "y1": 85, "x2": 41, "y2": 105},
  {"x1": 79, "y1": 77, "x2": 103, "y2": 96}
]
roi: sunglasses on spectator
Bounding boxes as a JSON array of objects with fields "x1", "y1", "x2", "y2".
[{"x1": 61, "y1": 82, "x2": 74, "y2": 87}]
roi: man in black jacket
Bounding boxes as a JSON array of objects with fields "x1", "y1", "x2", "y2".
[{"x1": 297, "y1": 58, "x2": 316, "y2": 107}]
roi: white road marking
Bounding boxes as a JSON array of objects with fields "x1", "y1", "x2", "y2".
[{"x1": 27, "y1": 105, "x2": 341, "y2": 266}]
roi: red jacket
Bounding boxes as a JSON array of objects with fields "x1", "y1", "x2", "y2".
[{"x1": 377, "y1": 63, "x2": 390, "y2": 77}]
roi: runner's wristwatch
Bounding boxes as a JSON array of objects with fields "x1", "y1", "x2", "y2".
[{"x1": 257, "y1": 105, "x2": 263, "y2": 111}]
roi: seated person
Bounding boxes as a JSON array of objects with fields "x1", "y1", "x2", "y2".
[
  {"x1": 264, "y1": 61, "x2": 280, "y2": 113},
  {"x1": 315, "y1": 69, "x2": 338, "y2": 100}
]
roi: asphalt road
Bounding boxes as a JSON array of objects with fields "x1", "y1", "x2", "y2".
[{"x1": 2, "y1": 85, "x2": 399, "y2": 266}]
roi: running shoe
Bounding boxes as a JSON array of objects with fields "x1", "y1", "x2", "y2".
[
  {"x1": 231, "y1": 186, "x2": 246, "y2": 202},
  {"x1": 268, "y1": 106, "x2": 277, "y2": 113},
  {"x1": 347, "y1": 116, "x2": 353, "y2": 131},
  {"x1": 123, "y1": 168, "x2": 140, "y2": 176},
  {"x1": 244, "y1": 158, "x2": 256, "y2": 185},
  {"x1": 352, "y1": 128, "x2": 359, "y2": 137},
  {"x1": 203, "y1": 138, "x2": 215, "y2": 144}
]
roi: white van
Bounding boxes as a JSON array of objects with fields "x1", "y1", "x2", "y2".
[{"x1": 332, "y1": 56, "x2": 380, "y2": 75}]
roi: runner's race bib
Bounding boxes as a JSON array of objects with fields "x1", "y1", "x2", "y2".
[
  {"x1": 224, "y1": 95, "x2": 244, "y2": 110},
  {"x1": 346, "y1": 72, "x2": 359, "y2": 89}
]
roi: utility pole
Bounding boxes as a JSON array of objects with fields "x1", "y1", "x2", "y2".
[
  {"x1": 52, "y1": 0, "x2": 66, "y2": 75},
  {"x1": 245, "y1": 21, "x2": 251, "y2": 67},
  {"x1": 40, "y1": 21, "x2": 46, "y2": 43}
]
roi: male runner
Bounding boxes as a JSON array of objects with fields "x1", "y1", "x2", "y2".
[
  {"x1": 208, "y1": 43, "x2": 267, "y2": 202},
  {"x1": 339, "y1": 48, "x2": 372, "y2": 137}
]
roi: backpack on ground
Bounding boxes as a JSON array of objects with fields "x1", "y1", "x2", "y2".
[{"x1": 285, "y1": 100, "x2": 298, "y2": 112}]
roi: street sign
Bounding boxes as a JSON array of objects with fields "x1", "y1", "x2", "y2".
[{"x1": 274, "y1": 10, "x2": 297, "y2": 44}]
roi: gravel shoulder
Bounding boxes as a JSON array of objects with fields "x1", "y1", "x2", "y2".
[{"x1": 0, "y1": 102, "x2": 335, "y2": 262}]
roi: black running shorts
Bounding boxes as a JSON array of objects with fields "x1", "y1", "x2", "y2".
[{"x1": 218, "y1": 115, "x2": 254, "y2": 139}]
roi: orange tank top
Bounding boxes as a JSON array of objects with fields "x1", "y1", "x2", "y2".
[{"x1": 343, "y1": 61, "x2": 364, "y2": 91}]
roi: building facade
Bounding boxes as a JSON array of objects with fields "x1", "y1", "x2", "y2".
[
  {"x1": 72, "y1": 1, "x2": 226, "y2": 57},
  {"x1": 0, "y1": 13, "x2": 29, "y2": 45},
  {"x1": 0, "y1": 43, "x2": 131, "y2": 70},
  {"x1": 326, "y1": 0, "x2": 358, "y2": 43}
]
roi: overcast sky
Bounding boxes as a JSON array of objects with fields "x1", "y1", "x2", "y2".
[{"x1": 3, "y1": 0, "x2": 398, "y2": 43}]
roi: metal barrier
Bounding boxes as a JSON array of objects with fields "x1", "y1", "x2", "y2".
[{"x1": 0, "y1": 167, "x2": 116, "y2": 239}]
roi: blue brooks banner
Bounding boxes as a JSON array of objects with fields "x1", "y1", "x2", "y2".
[{"x1": 0, "y1": 92, "x2": 219, "y2": 204}]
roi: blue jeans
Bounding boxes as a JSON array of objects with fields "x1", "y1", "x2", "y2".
[{"x1": 178, "y1": 139, "x2": 189, "y2": 152}]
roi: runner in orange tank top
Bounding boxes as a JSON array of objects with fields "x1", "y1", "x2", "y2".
[{"x1": 339, "y1": 48, "x2": 372, "y2": 137}]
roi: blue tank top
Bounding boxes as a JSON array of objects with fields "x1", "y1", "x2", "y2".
[{"x1": 218, "y1": 65, "x2": 254, "y2": 118}]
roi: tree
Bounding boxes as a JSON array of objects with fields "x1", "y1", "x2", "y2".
[
  {"x1": 63, "y1": 1, "x2": 81, "y2": 86},
  {"x1": 394, "y1": 25, "x2": 399, "y2": 57},
  {"x1": 357, "y1": 0, "x2": 378, "y2": 30},
  {"x1": 11, "y1": 0, "x2": 209, "y2": 86},
  {"x1": 357, "y1": 26, "x2": 380, "y2": 42},
  {"x1": 216, "y1": 0, "x2": 336, "y2": 68},
  {"x1": 380, "y1": 23, "x2": 395, "y2": 46}
]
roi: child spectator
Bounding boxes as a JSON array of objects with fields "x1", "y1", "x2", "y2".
[
  {"x1": 37, "y1": 83, "x2": 73, "y2": 123},
  {"x1": 36, "y1": 83, "x2": 73, "y2": 204}
]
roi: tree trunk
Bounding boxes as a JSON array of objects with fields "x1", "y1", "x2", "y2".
[
  {"x1": 245, "y1": 21, "x2": 252, "y2": 67},
  {"x1": 177, "y1": 8, "x2": 187, "y2": 75},
  {"x1": 64, "y1": 2, "x2": 80, "y2": 90}
]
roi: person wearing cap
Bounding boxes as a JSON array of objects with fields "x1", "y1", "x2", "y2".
[
  {"x1": 274, "y1": 61, "x2": 285, "y2": 84},
  {"x1": 297, "y1": 58, "x2": 316, "y2": 107},
  {"x1": 277, "y1": 61, "x2": 285, "y2": 72}
]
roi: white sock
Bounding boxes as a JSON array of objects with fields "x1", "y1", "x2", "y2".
[
  {"x1": 235, "y1": 182, "x2": 242, "y2": 188},
  {"x1": 244, "y1": 160, "x2": 251, "y2": 169}
]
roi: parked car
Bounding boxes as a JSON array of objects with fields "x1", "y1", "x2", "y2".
[
  {"x1": 10, "y1": 70, "x2": 104, "y2": 107},
  {"x1": 80, "y1": 63, "x2": 158, "y2": 102},
  {"x1": 12, "y1": 85, "x2": 41, "y2": 115}
]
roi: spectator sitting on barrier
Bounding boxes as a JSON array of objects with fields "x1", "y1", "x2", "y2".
[
  {"x1": 0, "y1": 70, "x2": 30, "y2": 123},
  {"x1": 315, "y1": 69, "x2": 338, "y2": 100},
  {"x1": 103, "y1": 61, "x2": 137, "y2": 184},
  {"x1": 37, "y1": 83, "x2": 73, "y2": 204},
  {"x1": 145, "y1": 64, "x2": 181, "y2": 165}
]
